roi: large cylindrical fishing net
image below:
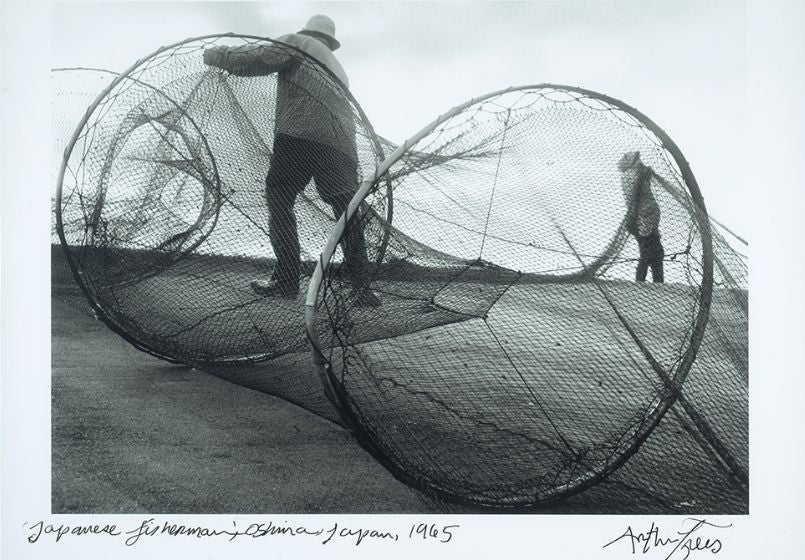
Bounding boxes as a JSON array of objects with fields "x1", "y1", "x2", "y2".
[
  {"x1": 53, "y1": 50, "x2": 748, "y2": 512},
  {"x1": 309, "y1": 85, "x2": 747, "y2": 509}
]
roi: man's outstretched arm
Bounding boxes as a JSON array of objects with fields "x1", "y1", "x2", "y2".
[{"x1": 203, "y1": 44, "x2": 294, "y2": 76}]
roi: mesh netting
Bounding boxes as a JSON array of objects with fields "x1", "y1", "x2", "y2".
[
  {"x1": 55, "y1": 35, "x2": 389, "y2": 372},
  {"x1": 53, "y1": 58, "x2": 747, "y2": 512},
  {"x1": 309, "y1": 85, "x2": 747, "y2": 509}
]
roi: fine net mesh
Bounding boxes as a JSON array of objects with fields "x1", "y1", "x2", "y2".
[
  {"x1": 311, "y1": 86, "x2": 748, "y2": 508},
  {"x1": 53, "y1": 53, "x2": 748, "y2": 511}
]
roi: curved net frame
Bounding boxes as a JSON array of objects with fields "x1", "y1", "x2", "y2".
[
  {"x1": 55, "y1": 34, "x2": 389, "y2": 366},
  {"x1": 308, "y1": 85, "x2": 729, "y2": 508}
]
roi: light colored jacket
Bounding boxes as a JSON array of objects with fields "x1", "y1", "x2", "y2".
[
  {"x1": 621, "y1": 163, "x2": 661, "y2": 237},
  {"x1": 204, "y1": 34, "x2": 357, "y2": 160}
]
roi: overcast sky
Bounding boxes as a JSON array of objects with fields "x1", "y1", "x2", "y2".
[{"x1": 52, "y1": 0, "x2": 748, "y2": 239}]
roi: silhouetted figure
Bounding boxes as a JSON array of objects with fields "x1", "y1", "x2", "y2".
[
  {"x1": 618, "y1": 151, "x2": 664, "y2": 283},
  {"x1": 203, "y1": 15, "x2": 380, "y2": 306}
]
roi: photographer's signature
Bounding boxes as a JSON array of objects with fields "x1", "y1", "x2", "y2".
[{"x1": 603, "y1": 518, "x2": 731, "y2": 559}]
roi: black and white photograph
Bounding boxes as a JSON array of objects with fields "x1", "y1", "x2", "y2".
[{"x1": 2, "y1": 0, "x2": 804, "y2": 558}]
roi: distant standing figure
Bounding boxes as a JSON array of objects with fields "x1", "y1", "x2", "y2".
[
  {"x1": 203, "y1": 15, "x2": 380, "y2": 306},
  {"x1": 618, "y1": 151, "x2": 665, "y2": 283}
]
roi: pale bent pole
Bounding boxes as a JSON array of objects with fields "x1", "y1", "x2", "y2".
[{"x1": 305, "y1": 83, "x2": 715, "y2": 504}]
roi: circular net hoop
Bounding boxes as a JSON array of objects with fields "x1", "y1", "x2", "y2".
[
  {"x1": 55, "y1": 34, "x2": 389, "y2": 364},
  {"x1": 309, "y1": 85, "x2": 716, "y2": 508}
]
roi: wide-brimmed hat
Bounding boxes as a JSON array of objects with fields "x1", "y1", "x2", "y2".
[
  {"x1": 300, "y1": 14, "x2": 340, "y2": 50},
  {"x1": 618, "y1": 151, "x2": 641, "y2": 172}
]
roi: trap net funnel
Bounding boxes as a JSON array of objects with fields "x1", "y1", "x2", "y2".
[
  {"x1": 308, "y1": 85, "x2": 722, "y2": 508},
  {"x1": 55, "y1": 34, "x2": 390, "y2": 373}
]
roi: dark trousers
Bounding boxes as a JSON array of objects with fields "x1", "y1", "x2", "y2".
[
  {"x1": 265, "y1": 133, "x2": 369, "y2": 288},
  {"x1": 635, "y1": 229, "x2": 664, "y2": 283}
]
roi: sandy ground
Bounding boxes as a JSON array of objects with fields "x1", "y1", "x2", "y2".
[
  {"x1": 51, "y1": 297, "x2": 436, "y2": 514},
  {"x1": 52, "y1": 291, "x2": 749, "y2": 515}
]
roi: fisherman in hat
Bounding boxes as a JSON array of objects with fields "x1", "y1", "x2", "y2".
[
  {"x1": 618, "y1": 151, "x2": 665, "y2": 283},
  {"x1": 203, "y1": 15, "x2": 380, "y2": 306}
]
